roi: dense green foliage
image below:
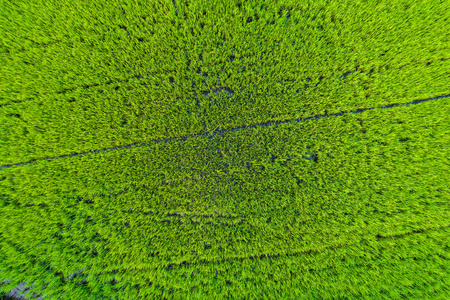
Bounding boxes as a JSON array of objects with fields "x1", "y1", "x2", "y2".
[
  {"x1": 1, "y1": 0, "x2": 449, "y2": 299},
  {"x1": 2, "y1": 0, "x2": 449, "y2": 166}
]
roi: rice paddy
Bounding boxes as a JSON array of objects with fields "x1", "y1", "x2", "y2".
[{"x1": 1, "y1": 0, "x2": 449, "y2": 299}]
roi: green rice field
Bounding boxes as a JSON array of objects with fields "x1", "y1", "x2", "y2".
[{"x1": 1, "y1": 0, "x2": 449, "y2": 299}]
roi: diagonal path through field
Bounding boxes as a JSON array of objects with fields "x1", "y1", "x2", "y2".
[{"x1": 1, "y1": 93, "x2": 448, "y2": 172}]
